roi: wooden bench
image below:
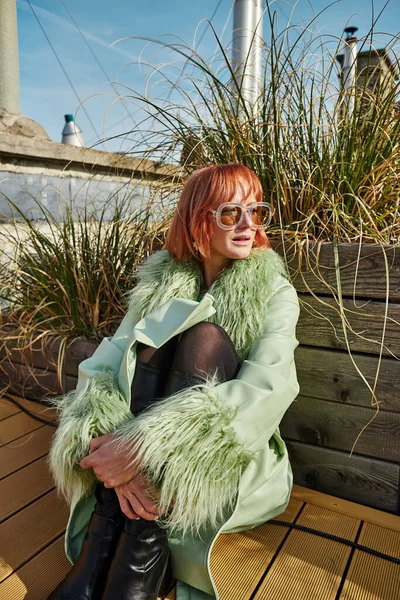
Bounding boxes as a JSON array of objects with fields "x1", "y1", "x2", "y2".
[{"x1": 1, "y1": 396, "x2": 399, "y2": 599}]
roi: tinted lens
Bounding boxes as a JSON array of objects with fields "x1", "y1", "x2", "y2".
[
  {"x1": 250, "y1": 205, "x2": 270, "y2": 226},
  {"x1": 220, "y1": 206, "x2": 241, "y2": 227}
]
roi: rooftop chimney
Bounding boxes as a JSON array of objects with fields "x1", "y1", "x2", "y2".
[
  {"x1": 232, "y1": 0, "x2": 264, "y2": 115},
  {"x1": 341, "y1": 26, "x2": 358, "y2": 116}
]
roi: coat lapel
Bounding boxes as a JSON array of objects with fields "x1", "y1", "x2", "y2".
[{"x1": 132, "y1": 294, "x2": 216, "y2": 348}]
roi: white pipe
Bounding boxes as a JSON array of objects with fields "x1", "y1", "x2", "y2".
[
  {"x1": 253, "y1": 0, "x2": 263, "y2": 96},
  {"x1": 342, "y1": 37, "x2": 358, "y2": 116},
  {"x1": 0, "y1": 0, "x2": 20, "y2": 114},
  {"x1": 232, "y1": 0, "x2": 264, "y2": 113}
]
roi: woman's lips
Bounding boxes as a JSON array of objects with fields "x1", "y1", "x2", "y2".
[{"x1": 232, "y1": 237, "x2": 251, "y2": 245}]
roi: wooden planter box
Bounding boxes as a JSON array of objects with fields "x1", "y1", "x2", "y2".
[
  {"x1": 273, "y1": 241, "x2": 400, "y2": 516},
  {"x1": 1, "y1": 242, "x2": 399, "y2": 515}
]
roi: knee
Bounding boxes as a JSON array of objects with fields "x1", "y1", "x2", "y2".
[
  {"x1": 136, "y1": 337, "x2": 178, "y2": 367},
  {"x1": 177, "y1": 321, "x2": 238, "y2": 364},
  {"x1": 173, "y1": 321, "x2": 240, "y2": 381},
  {"x1": 179, "y1": 321, "x2": 234, "y2": 349}
]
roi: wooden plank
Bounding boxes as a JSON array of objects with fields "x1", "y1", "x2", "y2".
[
  {"x1": 286, "y1": 441, "x2": 399, "y2": 514},
  {"x1": 339, "y1": 522, "x2": 400, "y2": 600},
  {"x1": 296, "y1": 346, "x2": 400, "y2": 412},
  {"x1": 271, "y1": 240, "x2": 400, "y2": 301},
  {"x1": 282, "y1": 396, "x2": 400, "y2": 462},
  {"x1": 0, "y1": 535, "x2": 71, "y2": 600},
  {"x1": 209, "y1": 497, "x2": 303, "y2": 600},
  {"x1": 0, "y1": 333, "x2": 60, "y2": 372},
  {"x1": 2, "y1": 396, "x2": 57, "y2": 420},
  {"x1": 0, "y1": 489, "x2": 69, "y2": 582},
  {"x1": 0, "y1": 332, "x2": 96, "y2": 377},
  {"x1": 0, "y1": 360, "x2": 62, "y2": 398},
  {"x1": 253, "y1": 503, "x2": 360, "y2": 600},
  {"x1": 0, "y1": 425, "x2": 54, "y2": 480},
  {"x1": 0, "y1": 397, "x2": 21, "y2": 420},
  {"x1": 0, "y1": 412, "x2": 43, "y2": 447},
  {"x1": 291, "y1": 485, "x2": 400, "y2": 532},
  {"x1": 0, "y1": 361, "x2": 77, "y2": 400},
  {"x1": 162, "y1": 587, "x2": 176, "y2": 600},
  {"x1": 357, "y1": 521, "x2": 400, "y2": 557},
  {"x1": 297, "y1": 295, "x2": 400, "y2": 357},
  {"x1": 64, "y1": 337, "x2": 97, "y2": 376},
  {"x1": 0, "y1": 456, "x2": 54, "y2": 522}
]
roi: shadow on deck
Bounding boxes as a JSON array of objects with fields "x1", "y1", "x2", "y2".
[{"x1": 0, "y1": 396, "x2": 399, "y2": 599}]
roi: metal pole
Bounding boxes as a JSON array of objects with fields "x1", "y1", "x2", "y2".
[
  {"x1": 253, "y1": 0, "x2": 263, "y2": 100},
  {"x1": 0, "y1": 0, "x2": 20, "y2": 114},
  {"x1": 342, "y1": 27, "x2": 358, "y2": 117},
  {"x1": 232, "y1": 0, "x2": 264, "y2": 114}
]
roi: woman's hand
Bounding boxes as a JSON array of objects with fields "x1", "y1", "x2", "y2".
[
  {"x1": 79, "y1": 433, "x2": 140, "y2": 488},
  {"x1": 115, "y1": 473, "x2": 160, "y2": 521}
]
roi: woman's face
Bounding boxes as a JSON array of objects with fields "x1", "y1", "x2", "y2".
[{"x1": 208, "y1": 187, "x2": 258, "y2": 262}]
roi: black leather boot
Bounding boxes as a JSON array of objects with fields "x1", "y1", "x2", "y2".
[
  {"x1": 47, "y1": 485, "x2": 124, "y2": 600},
  {"x1": 98, "y1": 368, "x2": 204, "y2": 600},
  {"x1": 100, "y1": 517, "x2": 172, "y2": 600},
  {"x1": 130, "y1": 360, "x2": 169, "y2": 415}
]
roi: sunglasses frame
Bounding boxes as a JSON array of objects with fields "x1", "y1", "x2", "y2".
[{"x1": 209, "y1": 202, "x2": 274, "y2": 230}]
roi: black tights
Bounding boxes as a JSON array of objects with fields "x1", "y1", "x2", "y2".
[
  {"x1": 95, "y1": 322, "x2": 240, "y2": 517},
  {"x1": 136, "y1": 321, "x2": 240, "y2": 382},
  {"x1": 131, "y1": 321, "x2": 241, "y2": 414}
]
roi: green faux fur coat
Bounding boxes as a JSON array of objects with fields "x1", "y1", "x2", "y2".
[{"x1": 49, "y1": 247, "x2": 300, "y2": 599}]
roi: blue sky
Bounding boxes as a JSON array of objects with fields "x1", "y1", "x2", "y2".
[{"x1": 16, "y1": 0, "x2": 400, "y2": 153}]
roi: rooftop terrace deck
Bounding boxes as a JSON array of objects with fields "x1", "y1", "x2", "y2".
[{"x1": 0, "y1": 396, "x2": 399, "y2": 599}]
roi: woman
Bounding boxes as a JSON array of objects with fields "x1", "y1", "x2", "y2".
[{"x1": 48, "y1": 163, "x2": 300, "y2": 600}]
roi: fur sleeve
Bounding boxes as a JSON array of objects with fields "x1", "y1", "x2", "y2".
[
  {"x1": 49, "y1": 372, "x2": 131, "y2": 506},
  {"x1": 48, "y1": 315, "x2": 133, "y2": 505},
  {"x1": 115, "y1": 379, "x2": 253, "y2": 536}
]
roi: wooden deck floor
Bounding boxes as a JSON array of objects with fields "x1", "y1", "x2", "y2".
[{"x1": 0, "y1": 395, "x2": 399, "y2": 600}]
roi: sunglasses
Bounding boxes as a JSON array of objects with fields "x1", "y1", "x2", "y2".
[{"x1": 209, "y1": 202, "x2": 273, "y2": 230}]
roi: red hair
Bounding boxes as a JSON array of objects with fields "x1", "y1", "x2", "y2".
[{"x1": 165, "y1": 163, "x2": 271, "y2": 261}]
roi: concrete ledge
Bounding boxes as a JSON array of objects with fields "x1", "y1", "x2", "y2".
[{"x1": 0, "y1": 132, "x2": 179, "y2": 180}]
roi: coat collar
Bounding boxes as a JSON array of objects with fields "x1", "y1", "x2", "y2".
[{"x1": 127, "y1": 248, "x2": 287, "y2": 359}]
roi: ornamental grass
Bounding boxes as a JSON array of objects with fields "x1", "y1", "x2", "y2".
[
  {"x1": 0, "y1": 190, "x2": 170, "y2": 394},
  {"x1": 114, "y1": 6, "x2": 400, "y2": 246},
  {"x1": 0, "y1": 193, "x2": 170, "y2": 338}
]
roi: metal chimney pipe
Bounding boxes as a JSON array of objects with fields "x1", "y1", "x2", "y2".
[
  {"x1": 232, "y1": 0, "x2": 264, "y2": 113},
  {"x1": 0, "y1": 0, "x2": 20, "y2": 114},
  {"x1": 253, "y1": 0, "x2": 264, "y2": 98},
  {"x1": 342, "y1": 26, "x2": 358, "y2": 116}
]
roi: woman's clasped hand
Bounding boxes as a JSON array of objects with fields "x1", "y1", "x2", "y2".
[
  {"x1": 80, "y1": 433, "x2": 159, "y2": 520},
  {"x1": 115, "y1": 475, "x2": 160, "y2": 521}
]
